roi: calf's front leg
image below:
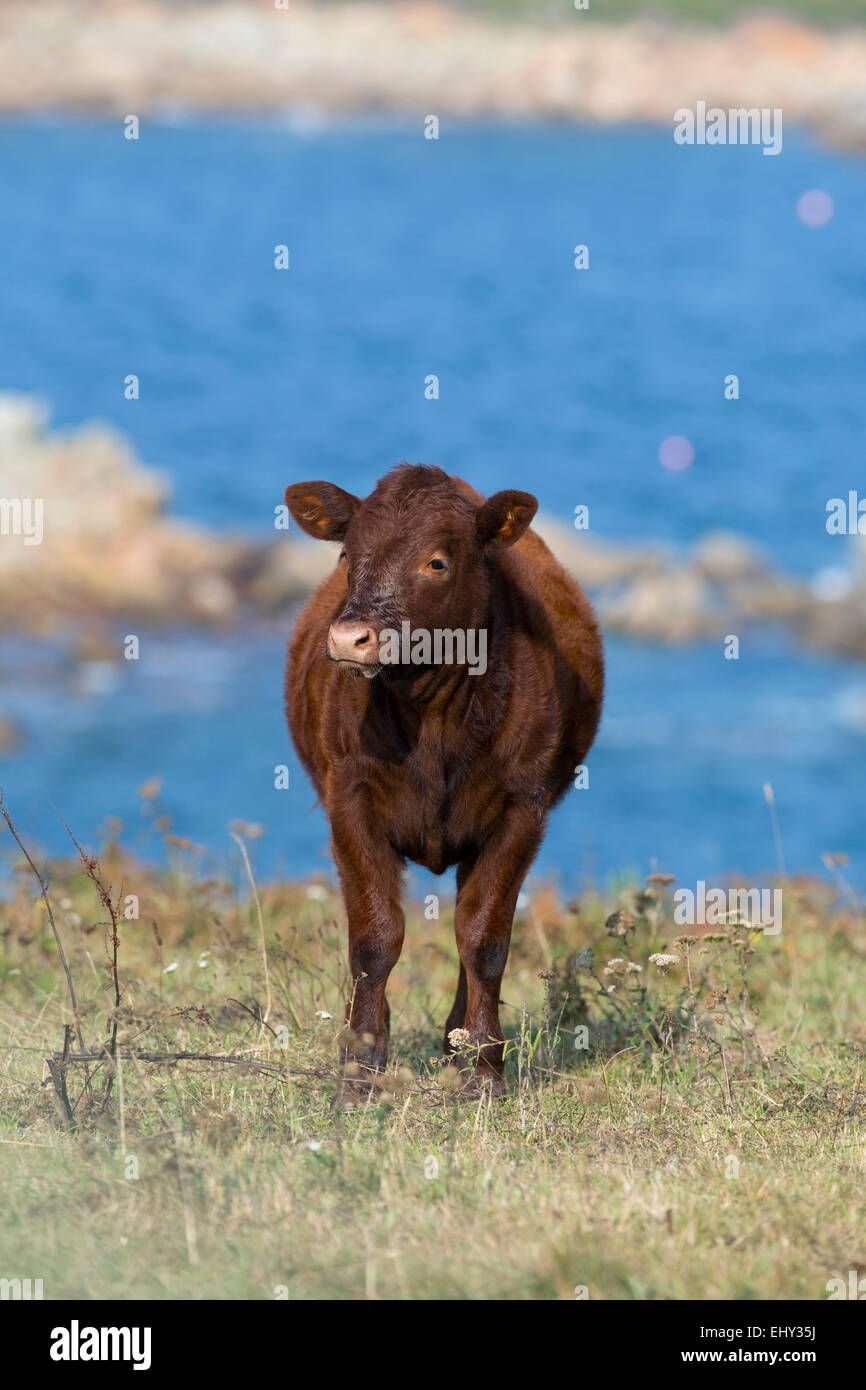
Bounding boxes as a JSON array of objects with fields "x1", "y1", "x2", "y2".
[
  {"x1": 450, "y1": 803, "x2": 543, "y2": 1096},
  {"x1": 330, "y1": 804, "x2": 404, "y2": 1081}
]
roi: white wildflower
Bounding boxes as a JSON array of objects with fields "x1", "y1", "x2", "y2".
[{"x1": 649, "y1": 952, "x2": 681, "y2": 974}]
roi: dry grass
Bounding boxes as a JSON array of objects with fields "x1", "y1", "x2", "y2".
[{"x1": 0, "y1": 810, "x2": 864, "y2": 1301}]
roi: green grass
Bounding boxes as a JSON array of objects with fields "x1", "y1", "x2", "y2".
[
  {"x1": 473, "y1": 0, "x2": 866, "y2": 26},
  {"x1": 1, "y1": 815, "x2": 864, "y2": 1300}
]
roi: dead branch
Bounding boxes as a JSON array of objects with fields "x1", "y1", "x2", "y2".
[
  {"x1": 50, "y1": 1048, "x2": 328, "y2": 1080},
  {"x1": 44, "y1": 1025, "x2": 76, "y2": 1127},
  {"x1": 0, "y1": 792, "x2": 93, "y2": 1106},
  {"x1": 53, "y1": 803, "x2": 123, "y2": 1108}
]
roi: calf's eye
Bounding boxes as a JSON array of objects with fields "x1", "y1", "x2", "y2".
[{"x1": 428, "y1": 558, "x2": 447, "y2": 572}]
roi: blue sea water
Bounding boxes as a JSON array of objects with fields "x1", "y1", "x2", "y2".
[{"x1": 0, "y1": 117, "x2": 865, "y2": 895}]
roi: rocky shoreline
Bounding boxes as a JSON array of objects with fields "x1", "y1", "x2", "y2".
[
  {"x1": 1, "y1": 394, "x2": 864, "y2": 663},
  {"x1": 0, "y1": 3, "x2": 865, "y2": 152},
  {"x1": 0, "y1": 397, "x2": 331, "y2": 639}
]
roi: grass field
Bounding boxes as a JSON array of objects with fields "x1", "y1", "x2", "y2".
[{"x1": 1, "y1": 801, "x2": 864, "y2": 1301}]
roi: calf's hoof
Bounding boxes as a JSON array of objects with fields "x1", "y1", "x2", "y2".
[
  {"x1": 440, "y1": 1056, "x2": 507, "y2": 1100},
  {"x1": 338, "y1": 1061, "x2": 386, "y2": 1105}
]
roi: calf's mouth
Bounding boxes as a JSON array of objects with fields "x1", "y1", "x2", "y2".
[{"x1": 328, "y1": 654, "x2": 382, "y2": 680}]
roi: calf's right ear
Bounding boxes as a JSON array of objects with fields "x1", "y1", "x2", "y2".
[{"x1": 285, "y1": 481, "x2": 360, "y2": 541}]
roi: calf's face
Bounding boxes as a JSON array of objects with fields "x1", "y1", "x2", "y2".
[{"x1": 285, "y1": 469, "x2": 537, "y2": 680}]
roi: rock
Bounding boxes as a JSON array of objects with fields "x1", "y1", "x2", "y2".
[
  {"x1": 797, "y1": 595, "x2": 866, "y2": 659},
  {"x1": 0, "y1": 716, "x2": 22, "y2": 752},
  {"x1": 0, "y1": 393, "x2": 338, "y2": 633},
  {"x1": 73, "y1": 631, "x2": 121, "y2": 664},
  {"x1": 598, "y1": 568, "x2": 728, "y2": 643},
  {"x1": 534, "y1": 516, "x2": 665, "y2": 587},
  {"x1": 723, "y1": 574, "x2": 812, "y2": 624},
  {"x1": 0, "y1": 397, "x2": 250, "y2": 630},
  {"x1": 0, "y1": 394, "x2": 48, "y2": 443},
  {"x1": 187, "y1": 573, "x2": 238, "y2": 623},
  {"x1": 691, "y1": 530, "x2": 769, "y2": 584},
  {"x1": 0, "y1": 4, "x2": 864, "y2": 155},
  {"x1": 245, "y1": 540, "x2": 337, "y2": 611},
  {"x1": 3, "y1": 390, "x2": 866, "y2": 662}
]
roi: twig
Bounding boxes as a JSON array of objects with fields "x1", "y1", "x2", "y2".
[
  {"x1": 172, "y1": 1123, "x2": 199, "y2": 1267},
  {"x1": 44, "y1": 1025, "x2": 76, "y2": 1127},
  {"x1": 53, "y1": 804, "x2": 122, "y2": 1107},
  {"x1": 117, "y1": 1045, "x2": 126, "y2": 1159},
  {"x1": 0, "y1": 792, "x2": 93, "y2": 1106},
  {"x1": 230, "y1": 830, "x2": 273, "y2": 1025},
  {"x1": 762, "y1": 782, "x2": 787, "y2": 880},
  {"x1": 50, "y1": 1048, "x2": 324, "y2": 1080},
  {"x1": 224, "y1": 996, "x2": 278, "y2": 1039},
  {"x1": 657, "y1": 1040, "x2": 665, "y2": 1120}
]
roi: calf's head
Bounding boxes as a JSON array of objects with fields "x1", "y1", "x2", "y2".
[{"x1": 285, "y1": 465, "x2": 537, "y2": 679}]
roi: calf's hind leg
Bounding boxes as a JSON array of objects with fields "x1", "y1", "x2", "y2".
[{"x1": 450, "y1": 805, "x2": 542, "y2": 1095}]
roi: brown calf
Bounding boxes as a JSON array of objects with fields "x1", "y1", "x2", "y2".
[{"x1": 285, "y1": 464, "x2": 603, "y2": 1094}]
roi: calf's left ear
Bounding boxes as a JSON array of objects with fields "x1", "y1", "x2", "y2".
[
  {"x1": 285, "y1": 481, "x2": 360, "y2": 541},
  {"x1": 476, "y1": 490, "x2": 538, "y2": 550}
]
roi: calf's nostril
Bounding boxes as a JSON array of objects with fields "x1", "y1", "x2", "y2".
[{"x1": 328, "y1": 620, "x2": 378, "y2": 662}]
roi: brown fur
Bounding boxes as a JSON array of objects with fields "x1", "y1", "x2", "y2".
[{"x1": 285, "y1": 464, "x2": 603, "y2": 1093}]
